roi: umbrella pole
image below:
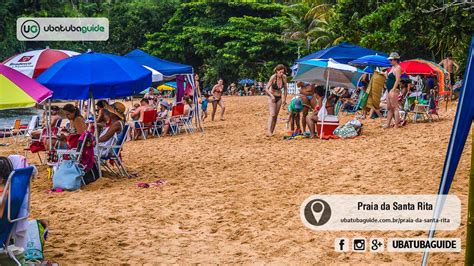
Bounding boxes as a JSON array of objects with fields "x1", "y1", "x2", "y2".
[
  {"x1": 91, "y1": 95, "x2": 102, "y2": 178},
  {"x1": 48, "y1": 100, "x2": 52, "y2": 151},
  {"x1": 320, "y1": 69, "x2": 330, "y2": 139}
]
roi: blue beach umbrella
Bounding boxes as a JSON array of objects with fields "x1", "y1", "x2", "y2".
[
  {"x1": 349, "y1": 54, "x2": 391, "y2": 68},
  {"x1": 293, "y1": 58, "x2": 365, "y2": 89},
  {"x1": 239, "y1": 78, "x2": 254, "y2": 84},
  {"x1": 37, "y1": 52, "x2": 152, "y2": 100}
]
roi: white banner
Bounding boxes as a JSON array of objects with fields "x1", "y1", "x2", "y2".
[
  {"x1": 17, "y1": 17, "x2": 109, "y2": 41},
  {"x1": 300, "y1": 195, "x2": 460, "y2": 231}
]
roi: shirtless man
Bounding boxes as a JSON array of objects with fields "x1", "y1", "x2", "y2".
[
  {"x1": 439, "y1": 54, "x2": 459, "y2": 90},
  {"x1": 211, "y1": 78, "x2": 225, "y2": 121},
  {"x1": 129, "y1": 98, "x2": 154, "y2": 140}
]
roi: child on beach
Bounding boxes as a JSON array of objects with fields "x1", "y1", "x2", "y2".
[
  {"x1": 201, "y1": 94, "x2": 210, "y2": 121},
  {"x1": 287, "y1": 96, "x2": 304, "y2": 134}
]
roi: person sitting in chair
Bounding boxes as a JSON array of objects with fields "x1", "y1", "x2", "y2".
[
  {"x1": 129, "y1": 98, "x2": 154, "y2": 140},
  {"x1": 97, "y1": 102, "x2": 125, "y2": 158}
]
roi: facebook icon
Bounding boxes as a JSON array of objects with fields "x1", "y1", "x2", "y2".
[{"x1": 335, "y1": 238, "x2": 349, "y2": 252}]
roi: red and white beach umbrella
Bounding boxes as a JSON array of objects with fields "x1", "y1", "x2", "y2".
[{"x1": 2, "y1": 48, "x2": 79, "y2": 78}]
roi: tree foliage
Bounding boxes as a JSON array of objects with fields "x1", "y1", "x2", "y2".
[{"x1": 144, "y1": 2, "x2": 298, "y2": 86}]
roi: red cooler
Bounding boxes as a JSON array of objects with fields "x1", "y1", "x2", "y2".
[{"x1": 316, "y1": 115, "x2": 339, "y2": 137}]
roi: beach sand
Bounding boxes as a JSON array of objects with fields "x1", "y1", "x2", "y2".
[{"x1": 0, "y1": 96, "x2": 469, "y2": 264}]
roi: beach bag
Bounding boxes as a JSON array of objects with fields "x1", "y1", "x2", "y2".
[
  {"x1": 52, "y1": 160, "x2": 83, "y2": 191},
  {"x1": 333, "y1": 124, "x2": 358, "y2": 139},
  {"x1": 25, "y1": 220, "x2": 48, "y2": 261},
  {"x1": 0, "y1": 156, "x2": 13, "y2": 183}
]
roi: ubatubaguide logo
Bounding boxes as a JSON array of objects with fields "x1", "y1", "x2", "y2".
[
  {"x1": 20, "y1": 20, "x2": 40, "y2": 39},
  {"x1": 303, "y1": 198, "x2": 332, "y2": 226}
]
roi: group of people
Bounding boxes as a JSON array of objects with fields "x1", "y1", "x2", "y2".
[{"x1": 263, "y1": 51, "x2": 460, "y2": 138}]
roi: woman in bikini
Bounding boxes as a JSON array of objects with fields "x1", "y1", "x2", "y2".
[
  {"x1": 264, "y1": 64, "x2": 288, "y2": 136},
  {"x1": 384, "y1": 52, "x2": 402, "y2": 128},
  {"x1": 60, "y1": 104, "x2": 87, "y2": 149},
  {"x1": 211, "y1": 78, "x2": 225, "y2": 121},
  {"x1": 297, "y1": 82, "x2": 317, "y2": 132}
]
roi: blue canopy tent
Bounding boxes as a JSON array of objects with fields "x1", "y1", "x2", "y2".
[
  {"x1": 298, "y1": 42, "x2": 388, "y2": 64},
  {"x1": 124, "y1": 49, "x2": 203, "y2": 131},
  {"x1": 421, "y1": 37, "x2": 474, "y2": 265},
  {"x1": 124, "y1": 49, "x2": 192, "y2": 77}
]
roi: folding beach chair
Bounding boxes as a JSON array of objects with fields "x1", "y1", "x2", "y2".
[
  {"x1": 1, "y1": 120, "x2": 22, "y2": 144},
  {"x1": 0, "y1": 166, "x2": 34, "y2": 266},
  {"x1": 169, "y1": 103, "x2": 185, "y2": 135},
  {"x1": 98, "y1": 125, "x2": 131, "y2": 177},
  {"x1": 136, "y1": 110, "x2": 157, "y2": 140},
  {"x1": 181, "y1": 108, "x2": 196, "y2": 134},
  {"x1": 17, "y1": 116, "x2": 40, "y2": 143}
]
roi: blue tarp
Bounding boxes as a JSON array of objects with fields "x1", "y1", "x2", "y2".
[
  {"x1": 298, "y1": 42, "x2": 388, "y2": 64},
  {"x1": 124, "y1": 49, "x2": 193, "y2": 77},
  {"x1": 422, "y1": 36, "x2": 474, "y2": 264},
  {"x1": 37, "y1": 52, "x2": 152, "y2": 100}
]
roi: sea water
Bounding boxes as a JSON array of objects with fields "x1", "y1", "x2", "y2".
[{"x1": 0, "y1": 108, "x2": 43, "y2": 128}]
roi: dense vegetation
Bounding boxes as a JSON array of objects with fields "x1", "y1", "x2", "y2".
[{"x1": 1, "y1": 0, "x2": 472, "y2": 87}]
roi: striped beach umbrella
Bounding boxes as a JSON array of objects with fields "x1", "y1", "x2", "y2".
[
  {"x1": 0, "y1": 65, "x2": 52, "y2": 110},
  {"x1": 3, "y1": 48, "x2": 79, "y2": 78}
]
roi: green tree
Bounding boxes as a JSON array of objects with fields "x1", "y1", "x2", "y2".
[{"x1": 145, "y1": 2, "x2": 298, "y2": 87}]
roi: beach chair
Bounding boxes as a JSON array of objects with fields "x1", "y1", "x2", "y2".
[
  {"x1": 17, "y1": 116, "x2": 40, "y2": 143},
  {"x1": 136, "y1": 110, "x2": 157, "y2": 140},
  {"x1": 181, "y1": 108, "x2": 196, "y2": 134},
  {"x1": 98, "y1": 125, "x2": 131, "y2": 177},
  {"x1": 0, "y1": 166, "x2": 34, "y2": 266},
  {"x1": 1, "y1": 120, "x2": 22, "y2": 144},
  {"x1": 169, "y1": 103, "x2": 185, "y2": 135}
]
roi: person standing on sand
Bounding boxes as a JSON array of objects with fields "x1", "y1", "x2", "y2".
[
  {"x1": 264, "y1": 64, "x2": 288, "y2": 136},
  {"x1": 211, "y1": 78, "x2": 225, "y2": 121},
  {"x1": 439, "y1": 54, "x2": 459, "y2": 91},
  {"x1": 298, "y1": 82, "x2": 317, "y2": 132},
  {"x1": 194, "y1": 73, "x2": 202, "y2": 98},
  {"x1": 384, "y1": 52, "x2": 402, "y2": 129}
]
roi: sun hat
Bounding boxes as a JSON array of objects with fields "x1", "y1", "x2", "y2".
[
  {"x1": 160, "y1": 100, "x2": 170, "y2": 109},
  {"x1": 388, "y1": 52, "x2": 400, "y2": 60},
  {"x1": 104, "y1": 102, "x2": 126, "y2": 120}
]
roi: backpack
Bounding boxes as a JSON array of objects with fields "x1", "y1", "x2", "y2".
[{"x1": 0, "y1": 156, "x2": 13, "y2": 184}]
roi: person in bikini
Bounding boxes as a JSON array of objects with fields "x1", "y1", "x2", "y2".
[
  {"x1": 384, "y1": 52, "x2": 402, "y2": 129},
  {"x1": 264, "y1": 64, "x2": 288, "y2": 136},
  {"x1": 298, "y1": 82, "x2": 318, "y2": 132},
  {"x1": 211, "y1": 78, "x2": 225, "y2": 121}
]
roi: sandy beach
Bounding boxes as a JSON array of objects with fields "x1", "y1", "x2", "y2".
[{"x1": 0, "y1": 95, "x2": 469, "y2": 264}]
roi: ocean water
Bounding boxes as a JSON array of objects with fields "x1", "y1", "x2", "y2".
[{"x1": 0, "y1": 108, "x2": 43, "y2": 128}]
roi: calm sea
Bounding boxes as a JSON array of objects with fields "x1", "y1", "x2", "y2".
[{"x1": 0, "y1": 108, "x2": 43, "y2": 128}]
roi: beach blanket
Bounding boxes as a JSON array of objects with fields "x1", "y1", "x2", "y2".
[{"x1": 365, "y1": 72, "x2": 386, "y2": 111}]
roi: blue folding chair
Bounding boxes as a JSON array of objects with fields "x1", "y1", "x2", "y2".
[
  {"x1": 0, "y1": 166, "x2": 34, "y2": 265},
  {"x1": 98, "y1": 125, "x2": 131, "y2": 178}
]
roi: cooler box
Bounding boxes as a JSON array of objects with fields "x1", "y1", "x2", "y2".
[{"x1": 316, "y1": 115, "x2": 339, "y2": 137}]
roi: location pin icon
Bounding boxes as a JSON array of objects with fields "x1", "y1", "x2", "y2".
[{"x1": 311, "y1": 200, "x2": 324, "y2": 224}]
